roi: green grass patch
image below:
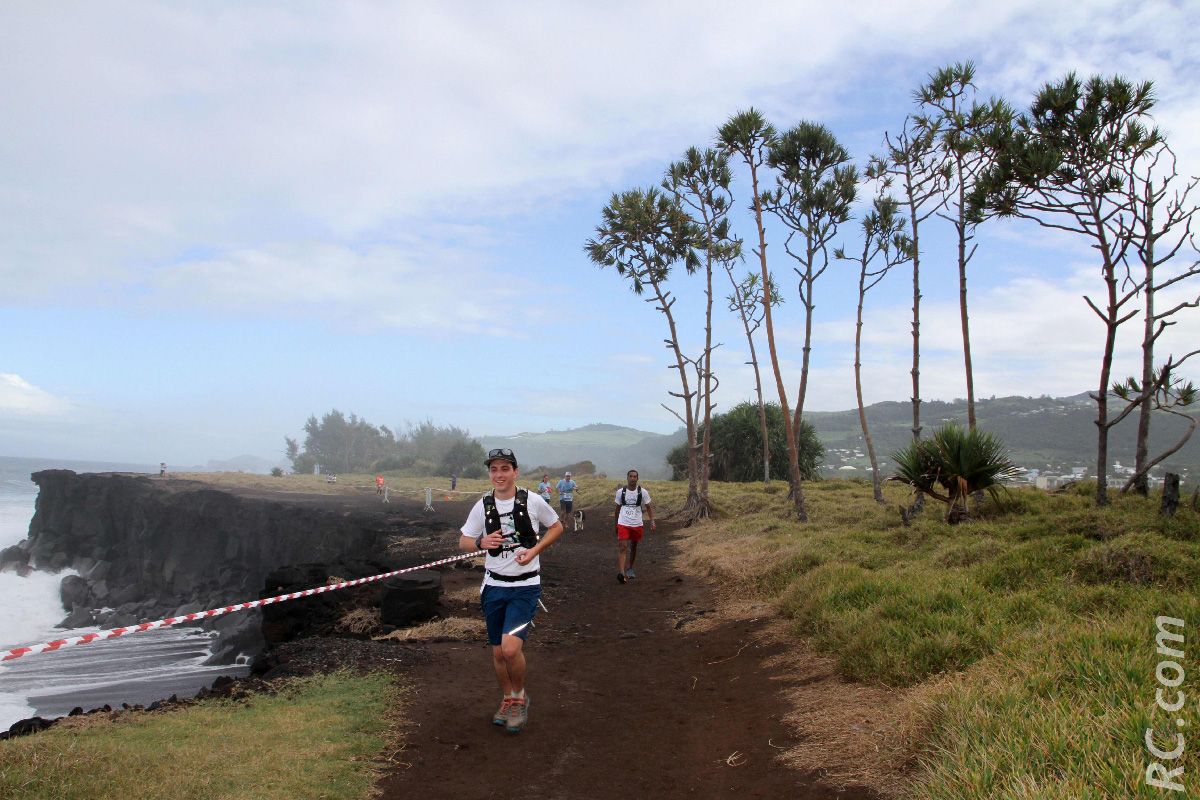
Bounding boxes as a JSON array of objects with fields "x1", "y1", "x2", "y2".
[
  {"x1": 0, "y1": 671, "x2": 401, "y2": 800},
  {"x1": 666, "y1": 477, "x2": 1200, "y2": 798}
]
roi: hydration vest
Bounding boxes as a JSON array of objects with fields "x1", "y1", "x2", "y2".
[
  {"x1": 619, "y1": 486, "x2": 644, "y2": 507},
  {"x1": 481, "y1": 488, "x2": 538, "y2": 554}
]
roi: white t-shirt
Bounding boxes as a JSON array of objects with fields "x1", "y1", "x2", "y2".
[
  {"x1": 614, "y1": 485, "x2": 652, "y2": 527},
  {"x1": 461, "y1": 490, "x2": 560, "y2": 588}
]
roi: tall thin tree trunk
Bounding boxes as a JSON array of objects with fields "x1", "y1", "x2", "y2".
[
  {"x1": 910, "y1": 215, "x2": 922, "y2": 442},
  {"x1": 746, "y1": 331, "x2": 771, "y2": 483},
  {"x1": 1094, "y1": 263, "x2": 1121, "y2": 508},
  {"x1": 650, "y1": 278, "x2": 700, "y2": 514},
  {"x1": 909, "y1": 200, "x2": 925, "y2": 512},
  {"x1": 1133, "y1": 194, "x2": 1157, "y2": 497},
  {"x1": 856, "y1": 267, "x2": 885, "y2": 504},
  {"x1": 956, "y1": 175, "x2": 977, "y2": 430},
  {"x1": 699, "y1": 255, "x2": 714, "y2": 514},
  {"x1": 750, "y1": 161, "x2": 807, "y2": 520}
]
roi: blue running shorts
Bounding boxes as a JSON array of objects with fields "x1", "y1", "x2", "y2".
[{"x1": 481, "y1": 584, "x2": 541, "y2": 646}]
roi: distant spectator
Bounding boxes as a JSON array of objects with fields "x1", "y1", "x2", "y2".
[
  {"x1": 555, "y1": 471, "x2": 579, "y2": 526},
  {"x1": 376, "y1": 475, "x2": 385, "y2": 495},
  {"x1": 451, "y1": 473, "x2": 458, "y2": 491},
  {"x1": 160, "y1": 462, "x2": 166, "y2": 477}
]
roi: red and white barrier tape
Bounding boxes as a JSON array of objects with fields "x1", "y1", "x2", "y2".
[{"x1": 2, "y1": 550, "x2": 482, "y2": 663}]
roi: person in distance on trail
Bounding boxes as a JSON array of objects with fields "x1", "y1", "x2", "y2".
[
  {"x1": 555, "y1": 471, "x2": 579, "y2": 527},
  {"x1": 537, "y1": 473, "x2": 553, "y2": 506},
  {"x1": 376, "y1": 475, "x2": 384, "y2": 495},
  {"x1": 459, "y1": 448, "x2": 562, "y2": 733},
  {"x1": 451, "y1": 473, "x2": 458, "y2": 491},
  {"x1": 614, "y1": 469, "x2": 654, "y2": 584},
  {"x1": 160, "y1": 462, "x2": 166, "y2": 477}
]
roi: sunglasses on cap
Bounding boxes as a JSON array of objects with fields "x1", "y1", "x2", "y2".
[{"x1": 485, "y1": 448, "x2": 518, "y2": 467}]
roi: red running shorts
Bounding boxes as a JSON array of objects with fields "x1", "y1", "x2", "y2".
[{"x1": 617, "y1": 524, "x2": 644, "y2": 541}]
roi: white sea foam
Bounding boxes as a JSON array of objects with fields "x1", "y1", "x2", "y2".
[{"x1": 0, "y1": 459, "x2": 248, "y2": 731}]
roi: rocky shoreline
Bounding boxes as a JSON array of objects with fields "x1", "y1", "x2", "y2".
[{"x1": 0, "y1": 471, "x2": 466, "y2": 738}]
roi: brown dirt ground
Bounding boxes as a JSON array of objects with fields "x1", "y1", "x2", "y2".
[{"x1": 375, "y1": 497, "x2": 890, "y2": 800}]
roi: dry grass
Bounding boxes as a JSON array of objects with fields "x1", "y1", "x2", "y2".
[
  {"x1": 335, "y1": 607, "x2": 381, "y2": 635},
  {"x1": 373, "y1": 617, "x2": 485, "y2": 643}
]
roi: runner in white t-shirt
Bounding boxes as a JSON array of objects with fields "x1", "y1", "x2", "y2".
[
  {"x1": 459, "y1": 448, "x2": 562, "y2": 733},
  {"x1": 614, "y1": 469, "x2": 654, "y2": 583}
]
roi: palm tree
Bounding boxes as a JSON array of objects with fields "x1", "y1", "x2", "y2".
[
  {"x1": 585, "y1": 187, "x2": 706, "y2": 517},
  {"x1": 835, "y1": 196, "x2": 913, "y2": 504},
  {"x1": 764, "y1": 121, "x2": 857, "y2": 478},
  {"x1": 718, "y1": 109, "x2": 809, "y2": 521},
  {"x1": 891, "y1": 421, "x2": 1020, "y2": 523},
  {"x1": 915, "y1": 62, "x2": 1011, "y2": 432}
]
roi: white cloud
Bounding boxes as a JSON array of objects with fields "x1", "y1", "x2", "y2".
[
  {"x1": 139, "y1": 239, "x2": 545, "y2": 334},
  {"x1": 0, "y1": 375, "x2": 73, "y2": 417},
  {"x1": 6, "y1": 0, "x2": 1197, "y2": 308}
]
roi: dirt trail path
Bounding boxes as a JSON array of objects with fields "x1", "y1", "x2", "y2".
[{"x1": 377, "y1": 499, "x2": 881, "y2": 800}]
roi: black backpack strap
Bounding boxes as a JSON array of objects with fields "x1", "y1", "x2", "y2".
[
  {"x1": 512, "y1": 488, "x2": 538, "y2": 549},
  {"x1": 481, "y1": 492, "x2": 502, "y2": 555}
]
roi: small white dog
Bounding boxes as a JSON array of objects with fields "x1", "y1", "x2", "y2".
[{"x1": 573, "y1": 509, "x2": 586, "y2": 531}]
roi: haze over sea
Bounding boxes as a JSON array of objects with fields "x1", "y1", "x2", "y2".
[{"x1": 0, "y1": 456, "x2": 246, "y2": 731}]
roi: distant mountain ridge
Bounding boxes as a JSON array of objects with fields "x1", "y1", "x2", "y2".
[
  {"x1": 805, "y1": 392, "x2": 1198, "y2": 479},
  {"x1": 481, "y1": 423, "x2": 685, "y2": 480},
  {"x1": 480, "y1": 394, "x2": 1198, "y2": 482}
]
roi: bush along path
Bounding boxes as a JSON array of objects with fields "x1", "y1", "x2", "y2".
[{"x1": 377, "y1": 500, "x2": 882, "y2": 800}]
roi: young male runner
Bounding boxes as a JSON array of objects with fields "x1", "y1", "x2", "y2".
[
  {"x1": 614, "y1": 469, "x2": 654, "y2": 583},
  {"x1": 459, "y1": 448, "x2": 562, "y2": 733},
  {"x1": 555, "y1": 471, "x2": 579, "y2": 526}
]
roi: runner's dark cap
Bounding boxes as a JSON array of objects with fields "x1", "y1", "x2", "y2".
[{"x1": 485, "y1": 448, "x2": 518, "y2": 468}]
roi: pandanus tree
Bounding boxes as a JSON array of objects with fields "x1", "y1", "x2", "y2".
[
  {"x1": 584, "y1": 187, "x2": 707, "y2": 518},
  {"x1": 718, "y1": 109, "x2": 809, "y2": 521},
  {"x1": 890, "y1": 421, "x2": 1021, "y2": 524},
  {"x1": 835, "y1": 196, "x2": 913, "y2": 504},
  {"x1": 663, "y1": 147, "x2": 742, "y2": 517},
  {"x1": 970, "y1": 73, "x2": 1181, "y2": 506},
  {"x1": 867, "y1": 117, "x2": 951, "y2": 446},
  {"x1": 915, "y1": 61, "x2": 1012, "y2": 432},
  {"x1": 763, "y1": 121, "x2": 857, "y2": 471}
]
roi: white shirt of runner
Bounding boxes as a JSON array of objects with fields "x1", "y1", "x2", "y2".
[{"x1": 460, "y1": 490, "x2": 560, "y2": 588}]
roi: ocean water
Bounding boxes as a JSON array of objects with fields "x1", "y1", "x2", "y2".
[{"x1": 0, "y1": 457, "x2": 248, "y2": 730}]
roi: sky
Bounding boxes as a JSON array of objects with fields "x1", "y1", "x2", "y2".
[{"x1": 2, "y1": 1, "x2": 1199, "y2": 465}]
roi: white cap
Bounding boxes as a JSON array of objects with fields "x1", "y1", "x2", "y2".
[{"x1": 565, "y1": 471, "x2": 572, "y2": 476}]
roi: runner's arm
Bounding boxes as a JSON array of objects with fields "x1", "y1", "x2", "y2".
[
  {"x1": 460, "y1": 531, "x2": 502, "y2": 553},
  {"x1": 516, "y1": 520, "x2": 562, "y2": 565}
]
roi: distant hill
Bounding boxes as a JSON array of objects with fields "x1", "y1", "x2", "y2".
[
  {"x1": 806, "y1": 393, "x2": 1199, "y2": 482},
  {"x1": 475, "y1": 395, "x2": 1197, "y2": 485},
  {"x1": 205, "y1": 454, "x2": 284, "y2": 474},
  {"x1": 480, "y1": 423, "x2": 686, "y2": 480}
]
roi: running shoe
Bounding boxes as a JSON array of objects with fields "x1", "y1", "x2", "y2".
[
  {"x1": 506, "y1": 696, "x2": 529, "y2": 732},
  {"x1": 617, "y1": 572, "x2": 627, "y2": 584},
  {"x1": 625, "y1": 568, "x2": 636, "y2": 579},
  {"x1": 493, "y1": 697, "x2": 515, "y2": 726}
]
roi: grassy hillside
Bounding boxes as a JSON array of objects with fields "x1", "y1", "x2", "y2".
[{"x1": 658, "y1": 477, "x2": 1200, "y2": 798}]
